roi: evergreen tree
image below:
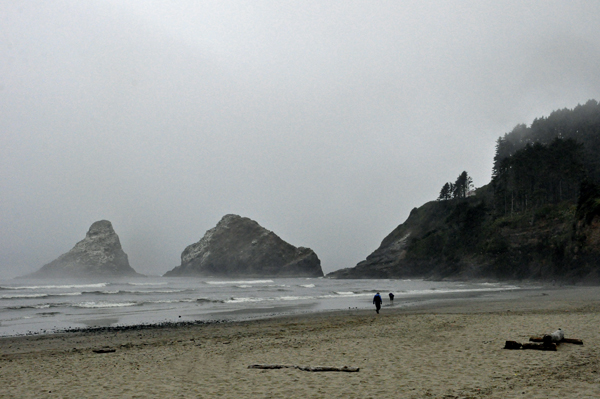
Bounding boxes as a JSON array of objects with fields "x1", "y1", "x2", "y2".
[
  {"x1": 453, "y1": 171, "x2": 473, "y2": 199},
  {"x1": 438, "y1": 182, "x2": 452, "y2": 201},
  {"x1": 492, "y1": 137, "x2": 585, "y2": 214}
]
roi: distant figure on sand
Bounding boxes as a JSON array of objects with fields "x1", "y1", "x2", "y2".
[
  {"x1": 389, "y1": 292, "x2": 394, "y2": 303},
  {"x1": 373, "y1": 292, "x2": 382, "y2": 314}
]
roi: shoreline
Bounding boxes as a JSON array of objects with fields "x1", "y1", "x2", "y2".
[
  {"x1": 0, "y1": 283, "x2": 569, "y2": 338},
  {"x1": 2, "y1": 276, "x2": 526, "y2": 338},
  {"x1": 1, "y1": 282, "x2": 543, "y2": 339},
  {"x1": 1, "y1": 285, "x2": 595, "y2": 346},
  {"x1": 2, "y1": 285, "x2": 599, "y2": 398}
]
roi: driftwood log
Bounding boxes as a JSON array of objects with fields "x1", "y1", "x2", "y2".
[
  {"x1": 248, "y1": 364, "x2": 359, "y2": 372},
  {"x1": 504, "y1": 341, "x2": 522, "y2": 350},
  {"x1": 92, "y1": 348, "x2": 116, "y2": 354},
  {"x1": 505, "y1": 328, "x2": 583, "y2": 351},
  {"x1": 529, "y1": 337, "x2": 583, "y2": 345},
  {"x1": 504, "y1": 341, "x2": 557, "y2": 351},
  {"x1": 522, "y1": 342, "x2": 557, "y2": 351},
  {"x1": 529, "y1": 329, "x2": 583, "y2": 345}
]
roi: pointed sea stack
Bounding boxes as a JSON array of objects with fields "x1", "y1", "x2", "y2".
[
  {"x1": 164, "y1": 214, "x2": 323, "y2": 277},
  {"x1": 28, "y1": 220, "x2": 141, "y2": 278}
]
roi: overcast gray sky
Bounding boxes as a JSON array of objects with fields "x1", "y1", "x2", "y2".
[{"x1": 2, "y1": 1, "x2": 600, "y2": 278}]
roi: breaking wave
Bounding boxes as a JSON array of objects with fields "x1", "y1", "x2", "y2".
[
  {"x1": 0, "y1": 283, "x2": 109, "y2": 290},
  {"x1": 205, "y1": 280, "x2": 274, "y2": 285}
]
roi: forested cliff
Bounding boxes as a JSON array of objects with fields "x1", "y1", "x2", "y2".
[{"x1": 328, "y1": 100, "x2": 600, "y2": 282}]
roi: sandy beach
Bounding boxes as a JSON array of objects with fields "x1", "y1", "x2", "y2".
[{"x1": 2, "y1": 286, "x2": 600, "y2": 398}]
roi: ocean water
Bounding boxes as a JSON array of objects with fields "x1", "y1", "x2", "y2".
[{"x1": 0, "y1": 276, "x2": 526, "y2": 336}]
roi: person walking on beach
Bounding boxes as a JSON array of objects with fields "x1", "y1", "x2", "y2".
[
  {"x1": 373, "y1": 292, "x2": 382, "y2": 314},
  {"x1": 389, "y1": 292, "x2": 394, "y2": 303}
]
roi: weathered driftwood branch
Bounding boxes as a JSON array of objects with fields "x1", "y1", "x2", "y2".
[
  {"x1": 248, "y1": 364, "x2": 295, "y2": 370},
  {"x1": 248, "y1": 364, "x2": 359, "y2": 372},
  {"x1": 296, "y1": 366, "x2": 359, "y2": 372}
]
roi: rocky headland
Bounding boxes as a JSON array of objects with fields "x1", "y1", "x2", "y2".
[
  {"x1": 164, "y1": 214, "x2": 323, "y2": 277},
  {"x1": 328, "y1": 101, "x2": 600, "y2": 283},
  {"x1": 327, "y1": 184, "x2": 600, "y2": 282},
  {"x1": 26, "y1": 220, "x2": 141, "y2": 278}
]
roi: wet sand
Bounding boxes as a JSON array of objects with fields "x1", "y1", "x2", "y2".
[{"x1": 1, "y1": 286, "x2": 600, "y2": 398}]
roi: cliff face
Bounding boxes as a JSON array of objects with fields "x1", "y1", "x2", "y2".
[
  {"x1": 327, "y1": 199, "x2": 467, "y2": 279},
  {"x1": 327, "y1": 185, "x2": 600, "y2": 283},
  {"x1": 28, "y1": 220, "x2": 141, "y2": 278},
  {"x1": 164, "y1": 214, "x2": 323, "y2": 278}
]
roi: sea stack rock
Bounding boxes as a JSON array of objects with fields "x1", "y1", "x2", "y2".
[
  {"x1": 28, "y1": 220, "x2": 141, "y2": 278},
  {"x1": 164, "y1": 214, "x2": 323, "y2": 277}
]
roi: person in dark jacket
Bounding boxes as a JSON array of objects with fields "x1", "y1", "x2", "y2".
[
  {"x1": 389, "y1": 292, "x2": 394, "y2": 303},
  {"x1": 373, "y1": 292, "x2": 382, "y2": 314}
]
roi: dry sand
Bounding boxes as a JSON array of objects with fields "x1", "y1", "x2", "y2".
[{"x1": 2, "y1": 286, "x2": 600, "y2": 398}]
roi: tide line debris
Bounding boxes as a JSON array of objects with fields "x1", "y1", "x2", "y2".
[{"x1": 248, "y1": 364, "x2": 359, "y2": 372}]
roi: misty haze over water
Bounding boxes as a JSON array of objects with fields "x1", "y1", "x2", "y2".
[{"x1": 2, "y1": 2, "x2": 600, "y2": 278}]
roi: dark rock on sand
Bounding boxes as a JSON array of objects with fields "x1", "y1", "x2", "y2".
[
  {"x1": 27, "y1": 220, "x2": 141, "y2": 278},
  {"x1": 164, "y1": 214, "x2": 323, "y2": 278}
]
